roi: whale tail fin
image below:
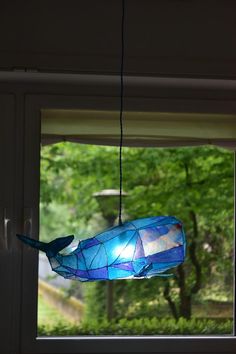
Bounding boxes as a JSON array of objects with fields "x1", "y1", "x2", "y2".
[{"x1": 16, "y1": 234, "x2": 74, "y2": 257}]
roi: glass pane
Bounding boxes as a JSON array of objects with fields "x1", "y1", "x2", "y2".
[{"x1": 38, "y1": 142, "x2": 234, "y2": 336}]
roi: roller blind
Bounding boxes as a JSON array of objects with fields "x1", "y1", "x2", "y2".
[{"x1": 41, "y1": 109, "x2": 236, "y2": 149}]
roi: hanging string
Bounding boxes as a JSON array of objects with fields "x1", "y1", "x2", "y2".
[{"x1": 118, "y1": 0, "x2": 125, "y2": 226}]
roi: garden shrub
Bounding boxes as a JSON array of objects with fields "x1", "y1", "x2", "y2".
[{"x1": 38, "y1": 317, "x2": 232, "y2": 336}]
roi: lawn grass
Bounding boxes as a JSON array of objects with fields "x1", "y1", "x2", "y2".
[{"x1": 38, "y1": 293, "x2": 72, "y2": 327}]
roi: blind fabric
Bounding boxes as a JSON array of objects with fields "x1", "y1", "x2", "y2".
[{"x1": 41, "y1": 109, "x2": 236, "y2": 149}]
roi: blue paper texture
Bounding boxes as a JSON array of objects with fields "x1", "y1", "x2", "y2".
[{"x1": 17, "y1": 216, "x2": 186, "y2": 281}]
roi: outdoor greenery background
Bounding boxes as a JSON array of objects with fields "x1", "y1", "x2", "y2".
[{"x1": 39, "y1": 143, "x2": 234, "y2": 334}]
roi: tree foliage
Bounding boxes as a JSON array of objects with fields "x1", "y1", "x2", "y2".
[{"x1": 40, "y1": 143, "x2": 234, "y2": 320}]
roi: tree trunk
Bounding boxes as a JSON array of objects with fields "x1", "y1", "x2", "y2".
[
  {"x1": 189, "y1": 210, "x2": 202, "y2": 295},
  {"x1": 163, "y1": 281, "x2": 179, "y2": 320},
  {"x1": 177, "y1": 163, "x2": 202, "y2": 319},
  {"x1": 177, "y1": 264, "x2": 192, "y2": 319},
  {"x1": 179, "y1": 294, "x2": 192, "y2": 319},
  {"x1": 176, "y1": 210, "x2": 202, "y2": 319},
  {"x1": 107, "y1": 281, "x2": 114, "y2": 321}
]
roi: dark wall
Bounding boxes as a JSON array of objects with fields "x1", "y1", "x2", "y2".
[{"x1": 0, "y1": 0, "x2": 236, "y2": 77}]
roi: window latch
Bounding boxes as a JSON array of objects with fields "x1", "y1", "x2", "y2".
[
  {"x1": 0, "y1": 207, "x2": 11, "y2": 251},
  {"x1": 23, "y1": 207, "x2": 33, "y2": 236}
]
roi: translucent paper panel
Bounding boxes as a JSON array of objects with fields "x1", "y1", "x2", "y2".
[{"x1": 19, "y1": 216, "x2": 186, "y2": 281}]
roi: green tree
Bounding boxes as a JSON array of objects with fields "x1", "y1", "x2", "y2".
[
  {"x1": 40, "y1": 143, "x2": 234, "y2": 320},
  {"x1": 122, "y1": 147, "x2": 234, "y2": 319}
]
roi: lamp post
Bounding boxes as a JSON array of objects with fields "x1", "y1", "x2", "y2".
[{"x1": 93, "y1": 189, "x2": 127, "y2": 321}]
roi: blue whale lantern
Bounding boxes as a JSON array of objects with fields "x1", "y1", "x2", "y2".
[{"x1": 17, "y1": 216, "x2": 186, "y2": 281}]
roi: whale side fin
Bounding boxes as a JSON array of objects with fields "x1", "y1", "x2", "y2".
[
  {"x1": 16, "y1": 234, "x2": 74, "y2": 257},
  {"x1": 134, "y1": 263, "x2": 153, "y2": 278},
  {"x1": 134, "y1": 262, "x2": 174, "y2": 278}
]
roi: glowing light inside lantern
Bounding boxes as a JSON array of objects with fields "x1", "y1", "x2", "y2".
[{"x1": 17, "y1": 216, "x2": 186, "y2": 281}]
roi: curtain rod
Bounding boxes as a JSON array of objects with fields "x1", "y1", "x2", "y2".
[{"x1": 0, "y1": 71, "x2": 236, "y2": 91}]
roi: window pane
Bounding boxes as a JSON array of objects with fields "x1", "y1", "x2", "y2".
[{"x1": 38, "y1": 143, "x2": 234, "y2": 336}]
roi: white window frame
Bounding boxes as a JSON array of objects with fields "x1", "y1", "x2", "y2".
[
  {"x1": 0, "y1": 72, "x2": 235, "y2": 354},
  {"x1": 21, "y1": 89, "x2": 236, "y2": 354}
]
